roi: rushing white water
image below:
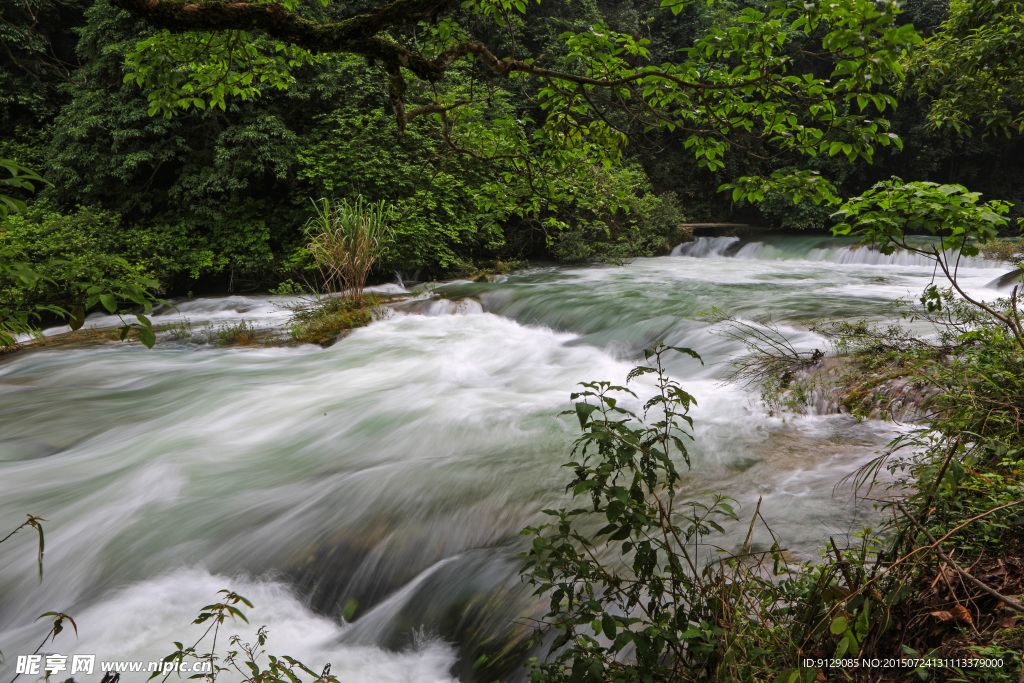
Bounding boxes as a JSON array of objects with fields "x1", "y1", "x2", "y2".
[
  {"x1": 0, "y1": 237, "x2": 1011, "y2": 681},
  {"x1": 670, "y1": 234, "x2": 1004, "y2": 268}
]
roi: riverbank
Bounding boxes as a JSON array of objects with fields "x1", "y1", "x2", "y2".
[
  {"x1": 667, "y1": 281, "x2": 1024, "y2": 681},
  {"x1": 1, "y1": 237, "x2": 1019, "y2": 682}
]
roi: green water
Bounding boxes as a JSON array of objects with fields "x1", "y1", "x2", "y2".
[{"x1": 0, "y1": 237, "x2": 1008, "y2": 681}]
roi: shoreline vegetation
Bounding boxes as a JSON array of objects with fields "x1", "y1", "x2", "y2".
[
  {"x1": 4, "y1": 234, "x2": 1024, "y2": 682},
  {"x1": 2, "y1": 0, "x2": 1024, "y2": 677}
]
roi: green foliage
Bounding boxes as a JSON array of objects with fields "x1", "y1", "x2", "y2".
[
  {"x1": 0, "y1": 159, "x2": 47, "y2": 219},
  {"x1": 125, "y1": 30, "x2": 322, "y2": 118},
  {"x1": 757, "y1": 191, "x2": 836, "y2": 232},
  {"x1": 1, "y1": 204, "x2": 159, "y2": 347},
  {"x1": 547, "y1": 164, "x2": 685, "y2": 262},
  {"x1": 38, "y1": 1, "x2": 314, "y2": 285},
  {"x1": 519, "y1": 343, "x2": 917, "y2": 682},
  {"x1": 288, "y1": 295, "x2": 373, "y2": 345},
  {"x1": 42, "y1": 0, "x2": 1017, "y2": 288},
  {"x1": 0, "y1": 239, "x2": 49, "y2": 346},
  {"x1": 522, "y1": 343, "x2": 720, "y2": 681},
  {"x1": 0, "y1": 0, "x2": 85, "y2": 125},
  {"x1": 304, "y1": 196, "x2": 393, "y2": 303},
  {"x1": 903, "y1": 0, "x2": 1024, "y2": 137},
  {"x1": 117, "y1": 0, "x2": 923, "y2": 212},
  {"x1": 292, "y1": 60, "x2": 512, "y2": 274},
  {"x1": 526, "y1": 199, "x2": 1024, "y2": 679},
  {"x1": 833, "y1": 179, "x2": 1014, "y2": 256},
  {"x1": 697, "y1": 279, "x2": 1024, "y2": 679},
  {"x1": 389, "y1": 173, "x2": 506, "y2": 273},
  {"x1": 834, "y1": 179, "x2": 1024, "y2": 353},
  {"x1": 893, "y1": 309, "x2": 1024, "y2": 548}
]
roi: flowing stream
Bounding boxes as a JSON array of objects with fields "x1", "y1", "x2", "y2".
[{"x1": 0, "y1": 236, "x2": 1011, "y2": 681}]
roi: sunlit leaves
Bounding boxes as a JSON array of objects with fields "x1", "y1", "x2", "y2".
[
  {"x1": 832, "y1": 179, "x2": 1014, "y2": 255},
  {"x1": 124, "y1": 30, "x2": 322, "y2": 118}
]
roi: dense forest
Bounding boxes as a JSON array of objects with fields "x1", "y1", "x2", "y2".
[
  {"x1": 4, "y1": 1, "x2": 1024, "y2": 682},
  {"x1": 2, "y1": 0, "x2": 1021, "y2": 305}
]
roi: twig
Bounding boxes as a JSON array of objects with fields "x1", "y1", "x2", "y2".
[
  {"x1": 830, "y1": 537, "x2": 857, "y2": 590},
  {"x1": 896, "y1": 501, "x2": 1024, "y2": 615},
  {"x1": 918, "y1": 435, "x2": 962, "y2": 520}
]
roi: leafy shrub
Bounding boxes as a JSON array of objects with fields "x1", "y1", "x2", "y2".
[
  {"x1": 521, "y1": 344, "x2": 834, "y2": 682},
  {"x1": 1, "y1": 205, "x2": 159, "y2": 346},
  {"x1": 387, "y1": 173, "x2": 506, "y2": 276},
  {"x1": 0, "y1": 203, "x2": 214, "y2": 291},
  {"x1": 757, "y1": 191, "x2": 835, "y2": 231},
  {"x1": 548, "y1": 164, "x2": 685, "y2": 262}
]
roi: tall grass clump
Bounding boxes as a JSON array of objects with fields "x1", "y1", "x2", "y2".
[{"x1": 305, "y1": 196, "x2": 393, "y2": 305}]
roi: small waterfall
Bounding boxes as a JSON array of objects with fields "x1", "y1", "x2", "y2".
[
  {"x1": 673, "y1": 236, "x2": 1001, "y2": 268},
  {"x1": 673, "y1": 236, "x2": 740, "y2": 257}
]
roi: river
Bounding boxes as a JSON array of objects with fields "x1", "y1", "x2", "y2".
[{"x1": 0, "y1": 235, "x2": 1009, "y2": 681}]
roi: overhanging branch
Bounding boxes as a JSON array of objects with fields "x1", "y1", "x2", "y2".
[{"x1": 110, "y1": 0, "x2": 453, "y2": 80}]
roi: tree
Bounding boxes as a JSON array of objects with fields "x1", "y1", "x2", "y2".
[
  {"x1": 902, "y1": 0, "x2": 1024, "y2": 138},
  {"x1": 832, "y1": 179, "x2": 1023, "y2": 348},
  {"x1": 110, "y1": 0, "x2": 920, "y2": 213}
]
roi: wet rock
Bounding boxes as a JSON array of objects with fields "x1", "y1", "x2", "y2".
[
  {"x1": 284, "y1": 520, "x2": 543, "y2": 682},
  {"x1": 330, "y1": 328, "x2": 354, "y2": 347},
  {"x1": 986, "y1": 269, "x2": 1024, "y2": 290},
  {"x1": 799, "y1": 356, "x2": 938, "y2": 423},
  {"x1": 333, "y1": 549, "x2": 543, "y2": 683}
]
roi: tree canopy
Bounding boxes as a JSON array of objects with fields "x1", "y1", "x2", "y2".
[
  {"x1": 903, "y1": 0, "x2": 1024, "y2": 137},
  {"x1": 111, "y1": 0, "x2": 919, "y2": 208},
  {"x1": 2, "y1": 0, "x2": 1023, "y2": 345}
]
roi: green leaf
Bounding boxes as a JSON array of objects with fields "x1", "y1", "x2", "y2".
[
  {"x1": 575, "y1": 402, "x2": 598, "y2": 428},
  {"x1": 138, "y1": 326, "x2": 156, "y2": 349},
  {"x1": 601, "y1": 614, "x2": 616, "y2": 638},
  {"x1": 100, "y1": 293, "x2": 117, "y2": 314},
  {"x1": 69, "y1": 306, "x2": 85, "y2": 332}
]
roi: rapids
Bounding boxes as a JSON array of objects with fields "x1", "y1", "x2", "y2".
[{"x1": 0, "y1": 236, "x2": 1009, "y2": 681}]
